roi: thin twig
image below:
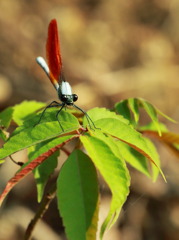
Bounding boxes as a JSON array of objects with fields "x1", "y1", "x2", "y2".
[{"x1": 24, "y1": 183, "x2": 57, "y2": 240}]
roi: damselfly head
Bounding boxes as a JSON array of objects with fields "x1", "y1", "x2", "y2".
[{"x1": 60, "y1": 94, "x2": 78, "y2": 105}]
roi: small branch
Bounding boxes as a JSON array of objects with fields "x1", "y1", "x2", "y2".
[{"x1": 24, "y1": 183, "x2": 57, "y2": 240}]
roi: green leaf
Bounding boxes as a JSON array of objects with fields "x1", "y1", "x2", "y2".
[
  {"x1": 0, "y1": 107, "x2": 14, "y2": 128},
  {"x1": 94, "y1": 118, "x2": 165, "y2": 180},
  {"x1": 139, "y1": 121, "x2": 168, "y2": 132},
  {"x1": 0, "y1": 137, "x2": 70, "y2": 206},
  {"x1": 28, "y1": 135, "x2": 73, "y2": 160},
  {"x1": 128, "y1": 98, "x2": 139, "y2": 124},
  {"x1": 156, "y1": 108, "x2": 177, "y2": 123},
  {"x1": 0, "y1": 101, "x2": 46, "y2": 130},
  {"x1": 115, "y1": 100, "x2": 131, "y2": 122},
  {"x1": 86, "y1": 197, "x2": 99, "y2": 240},
  {"x1": 115, "y1": 140, "x2": 150, "y2": 178},
  {"x1": 28, "y1": 141, "x2": 61, "y2": 202},
  {"x1": 115, "y1": 98, "x2": 176, "y2": 134},
  {"x1": 12, "y1": 107, "x2": 79, "y2": 136},
  {"x1": 138, "y1": 99, "x2": 162, "y2": 136},
  {"x1": 83, "y1": 107, "x2": 130, "y2": 128},
  {"x1": 87, "y1": 107, "x2": 127, "y2": 122},
  {"x1": 0, "y1": 111, "x2": 80, "y2": 160},
  {"x1": 142, "y1": 137, "x2": 160, "y2": 181},
  {"x1": 13, "y1": 100, "x2": 46, "y2": 125},
  {"x1": 34, "y1": 152, "x2": 58, "y2": 202},
  {"x1": 139, "y1": 128, "x2": 179, "y2": 158},
  {"x1": 80, "y1": 134, "x2": 130, "y2": 239},
  {"x1": 0, "y1": 129, "x2": 9, "y2": 141},
  {"x1": 57, "y1": 150, "x2": 99, "y2": 240},
  {"x1": 15, "y1": 134, "x2": 75, "y2": 174}
]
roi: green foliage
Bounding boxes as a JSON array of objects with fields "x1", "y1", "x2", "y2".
[
  {"x1": 0, "y1": 110, "x2": 79, "y2": 159},
  {"x1": 0, "y1": 99, "x2": 177, "y2": 240},
  {"x1": 80, "y1": 133, "x2": 130, "y2": 238},
  {"x1": 29, "y1": 145, "x2": 59, "y2": 202},
  {"x1": 115, "y1": 98, "x2": 176, "y2": 136},
  {"x1": 57, "y1": 150, "x2": 99, "y2": 240},
  {"x1": 12, "y1": 101, "x2": 46, "y2": 125},
  {"x1": 0, "y1": 107, "x2": 14, "y2": 128}
]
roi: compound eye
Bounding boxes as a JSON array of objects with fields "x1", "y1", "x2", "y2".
[
  {"x1": 73, "y1": 94, "x2": 78, "y2": 102},
  {"x1": 61, "y1": 95, "x2": 68, "y2": 102}
]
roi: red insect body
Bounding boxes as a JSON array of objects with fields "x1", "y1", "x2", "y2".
[{"x1": 46, "y1": 19, "x2": 62, "y2": 86}]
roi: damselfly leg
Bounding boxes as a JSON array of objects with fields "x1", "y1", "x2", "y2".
[
  {"x1": 73, "y1": 104, "x2": 100, "y2": 130},
  {"x1": 35, "y1": 101, "x2": 62, "y2": 126},
  {"x1": 35, "y1": 101, "x2": 99, "y2": 132},
  {"x1": 56, "y1": 103, "x2": 65, "y2": 131}
]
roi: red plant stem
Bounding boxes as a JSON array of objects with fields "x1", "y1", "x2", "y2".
[{"x1": 0, "y1": 135, "x2": 79, "y2": 207}]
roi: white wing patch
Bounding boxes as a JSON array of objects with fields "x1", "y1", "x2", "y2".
[
  {"x1": 36, "y1": 56, "x2": 60, "y2": 90},
  {"x1": 36, "y1": 57, "x2": 50, "y2": 75},
  {"x1": 61, "y1": 81, "x2": 72, "y2": 95}
]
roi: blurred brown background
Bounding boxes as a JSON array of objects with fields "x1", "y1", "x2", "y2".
[{"x1": 0, "y1": 0, "x2": 179, "y2": 240}]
